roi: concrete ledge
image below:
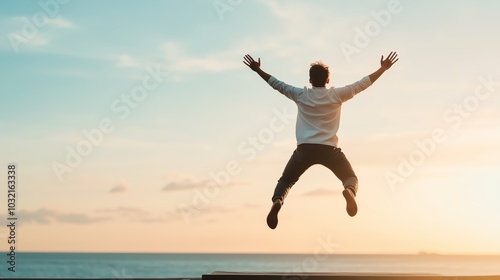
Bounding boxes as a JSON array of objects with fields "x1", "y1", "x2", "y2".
[{"x1": 202, "y1": 272, "x2": 500, "y2": 280}]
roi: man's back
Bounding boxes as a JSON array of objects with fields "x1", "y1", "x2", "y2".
[{"x1": 268, "y1": 76, "x2": 372, "y2": 147}]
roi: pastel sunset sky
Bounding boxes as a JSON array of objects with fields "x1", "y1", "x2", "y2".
[{"x1": 0, "y1": 0, "x2": 499, "y2": 254}]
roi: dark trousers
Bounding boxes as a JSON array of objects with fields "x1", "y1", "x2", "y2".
[{"x1": 272, "y1": 143, "x2": 358, "y2": 202}]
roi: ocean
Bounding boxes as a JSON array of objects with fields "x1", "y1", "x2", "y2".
[{"x1": 1, "y1": 253, "x2": 500, "y2": 279}]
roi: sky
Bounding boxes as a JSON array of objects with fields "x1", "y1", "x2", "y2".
[{"x1": 0, "y1": 0, "x2": 499, "y2": 254}]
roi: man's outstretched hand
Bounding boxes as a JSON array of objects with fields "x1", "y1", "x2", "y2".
[
  {"x1": 380, "y1": 51, "x2": 399, "y2": 70},
  {"x1": 243, "y1": 54, "x2": 271, "y2": 82},
  {"x1": 243, "y1": 54, "x2": 261, "y2": 71},
  {"x1": 368, "y1": 51, "x2": 399, "y2": 83}
]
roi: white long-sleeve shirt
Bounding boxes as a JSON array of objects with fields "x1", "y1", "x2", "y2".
[{"x1": 268, "y1": 75, "x2": 372, "y2": 147}]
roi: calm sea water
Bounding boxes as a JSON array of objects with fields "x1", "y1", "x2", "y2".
[{"x1": 1, "y1": 253, "x2": 500, "y2": 278}]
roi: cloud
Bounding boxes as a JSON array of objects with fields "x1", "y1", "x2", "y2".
[
  {"x1": 6, "y1": 32, "x2": 48, "y2": 47},
  {"x1": 96, "y1": 207, "x2": 149, "y2": 217},
  {"x1": 17, "y1": 209, "x2": 111, "y2": 225},
  {"x1": 173, "y1": 202, "x2": 265, "y2": 224},
  {"x1": 47, "y1": 17, "x2": 75, "y2": 28},
  {"x1": 95, "y1": 207, "x2": 167, "y2": 223},
  {"x1": 109, "y1": 184, "x2": 127, "y2": 194},
  {"x1": 118, "y1": 4, "x2": 353, "y2": 75},
  {"x1": 8, "y1": 16, "x2": 75, "y2": 29},
  {"x1": 153, "y1": 2, "x2": 354, "y2": 77},
  {"x1": 160, "y1": 41, "x2": 242, "y2": 73},
  {"x1": 21, "y1": 34, "x2": 48, "y2": 45},
  {"x1": 173, "y1": 204, "x2": 232, "y2": 223},
  {"x1": 95, "y1": 206, "x2": 251, "y2": 224},
  {"x1": 258, "y1": 1, "x2": 353, "y2": 51},
  {"x1": 163, "y1": 179, "x2": 212, "y2": 191},
  {"x1": 1, "y1": 16, "x2": 76, "y2": 52},
  {"x1": 8, "y1": 207, "x2": 173, "y2": 225},
  {"x1": 5, "y1": 203, "x2": 263, "y2": 227},
  {"x1": 109, "y1": 179, "x2": 130, "y2": 194},
  {"x1": 261, "y1": 0, "x2": 309, "y2": 20},
  {"x1": 163, "y1": 177, "x2": 247, "y2": 192},
  {"x1": 56, "y1": 213, "x2": 109, "y2": 224},
  {"x1": 137, "y1": 216, "x2": 169, "y2": 223},
  {"x1": 17, "y1": 208, "x2": 54, "y2": 224},
  {"x1": 115, "y1": 54, "x2": 142, "y2": 68}
]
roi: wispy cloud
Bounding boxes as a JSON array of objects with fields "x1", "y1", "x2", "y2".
[
  {"x1": 95, "y1": 206, "x2": 238, "y2": 224},
  {"x1": 163, "y1": 177, "x2": 247, "y2": 192},
  {"x1": 17, "y1": 209, "x2": 110, "y2": 225},
  {"x1": 4, "y1": 201, "x2": 303, "y2": 228},
  {"x1": 56, "y1": 212, "x2": 109, "y2": 224},
  {"x1": 115, "y1": 54, "x2": 142, "y2": 68},
  {"x1": 259, "y1": 1, "x2": 352, "y2": 54},
  {"x1": 95, "y1": 207, "x2": 168, "y2": 223},
  {"x1": 173, "y1": 203, "x2": 265, "y2": 224},
  {"x1": 7, "y1": 16, "x2": 75, "y2": 29},
  {"x1": 96, "y1": 207, "x2": 149, "y2": 216},
  {"x1": 9, "y1": 207, "x2": 174, "y2": 225},
  {"x1": 163, "y1": 179, "x2": 212, "y2": 191},
  {"x1": 1, "y1": 16, "x2": 76, "y2": 51},
  {"x1": 261, "y1": 0, "x2": 309, "y2": 20},
  {"x1": 109, "y1": 179, "x2": 130, "y2": 194},
  {"x1": 113, "y1": 7, "x2": 352, "y2": 75},
  {"x1": 109, "y1": 184, "x2": 127, "y2": 193},
  {"x1": 160, "y1": 41, "x2": 242, "y2": 73},
  {"x1": 6, "y1": 32, "x2": 48, "y2": 47},
  {"x1": 47, "y1": 17, "x2": 75, "y2": 28}
]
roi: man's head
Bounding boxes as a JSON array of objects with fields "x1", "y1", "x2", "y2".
[{"x1": 309, "y1": 61, "x2": 330, "y2": 87}]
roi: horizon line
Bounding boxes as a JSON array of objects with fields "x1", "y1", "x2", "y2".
[{"x1": 7, "y1": 251, "x2": 500, "y2": 256}]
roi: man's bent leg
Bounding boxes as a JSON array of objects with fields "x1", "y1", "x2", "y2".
[
  {"x1": 267, "y1": 199, "x2": 282, "y2": 230},
  {"x1": 268, "y1": 146, "x2": 314, "y2": 229},
  {"x1": 321, "y1": 147, "x2": 358, "y2": 217},
  {"x1": 272, "y1": 147, "x2": 313, "y2": 203},
  {"x1": 342, "y1": 176, "x2": 358, "y2": 196},
  {"x1": 342, "y1": 177, "x2": 358, "y2": 217}
]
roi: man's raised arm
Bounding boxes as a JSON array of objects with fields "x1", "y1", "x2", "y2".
[
  {"x1": 368, "y1": 51, "x2": 399, "y2": 84},
  {"x1": 243, "y1": 54, "x2": 271, "y2": 82}
]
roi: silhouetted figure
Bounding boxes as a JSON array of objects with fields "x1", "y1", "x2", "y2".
[{"x1": 243, "y1": 52, "x2": 399, "y2": 229}]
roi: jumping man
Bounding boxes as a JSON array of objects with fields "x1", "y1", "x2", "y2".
[{"x1": 243, "y1": 52, "x2": 399, "y2": 229}]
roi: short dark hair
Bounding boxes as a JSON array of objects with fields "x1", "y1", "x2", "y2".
[{"x1": 309, "y1": 61, "x2": 330, "y2": 87}]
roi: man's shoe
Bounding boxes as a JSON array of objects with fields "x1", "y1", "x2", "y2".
[
  {"x1": 266, "y1": 199, "x2": 282, "y2": 229},
  {"x1": 342, "y1": 188, "x2": 358, "y2": 217}
]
